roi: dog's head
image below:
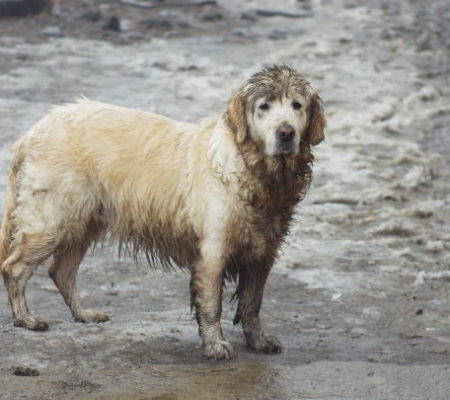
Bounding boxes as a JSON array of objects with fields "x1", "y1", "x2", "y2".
[{"x1": 224, "y1": 65, "x2": 326, "y2": 157}]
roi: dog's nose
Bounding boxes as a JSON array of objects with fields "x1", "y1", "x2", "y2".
[{"x1": 276, "y1": 125, "x2": 295, "y2": 142}]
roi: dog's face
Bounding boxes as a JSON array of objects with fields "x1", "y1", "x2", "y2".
[
  {"x1": 224, "y1": 65, "x2": 326, "y2": 157},
  {"x1": 247, "y1": 93, "x2": 308, "y2": 156}
]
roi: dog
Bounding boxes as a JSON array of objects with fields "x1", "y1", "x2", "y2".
[{"x1": 0, "y1": 65, "x2": 325, "y2": 360}]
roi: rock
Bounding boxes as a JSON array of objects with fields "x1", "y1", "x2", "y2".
[
  {"x1": 40, "y1": 26, "x2": 62, "y2": 37},
  {"x1": 12, "y1": 366, "x2": 40, "y2": 376},
  {"x1": 75, "y1": 9, "x2": 101, "y2": 22},
  {"x1": 103, "y1": 16, "x2": 121, "y2": 32},
  {"x1": 0, "y1": 0, "x2": 50, "y2": 17}
]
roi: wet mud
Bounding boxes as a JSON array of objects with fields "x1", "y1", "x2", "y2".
[{"x1": 1, "y1": 0, "x2": 450, "y2": 399}]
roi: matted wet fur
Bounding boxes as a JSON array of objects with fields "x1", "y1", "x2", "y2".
[{"x1": 0, "y1": 65, "x2": 325, "y2": 360}]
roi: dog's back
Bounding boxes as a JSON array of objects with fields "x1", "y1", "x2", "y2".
[{"x1": 6, "y1": 99, "x2": 209, "y2": 261}]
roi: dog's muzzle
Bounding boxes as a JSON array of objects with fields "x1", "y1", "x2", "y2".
[{"x1": 275, "y1": 125, "x2": 295, "y2": 154}]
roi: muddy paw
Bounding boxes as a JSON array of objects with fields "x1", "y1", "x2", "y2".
[
  {"x1": 14, "y1": 315, "x2": 49, "y2": 331},
  {"x1": 246, "y1": 334, "x2": 282, "y2": 354},
  {"x1": 203, "y1": 340, "x2": 237, "y2": 360},
  {"x1": 74, "y1": 309, "x2": 111, "y2": 323}
]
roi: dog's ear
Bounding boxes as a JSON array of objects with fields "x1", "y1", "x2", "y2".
[
  {"x1": 306, "y1": 94, "x2": 326, "y2": 146},
  {"x1": 223, "y1": 90, "x2": 248, "y2": 144}
]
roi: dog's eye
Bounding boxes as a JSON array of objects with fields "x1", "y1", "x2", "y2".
[
  {"x1": 292, "y1": 101, "x2": 302, "y2": 110},
  {"x1": 259, "y1": 103, "x2": 270, "y2": 111}
]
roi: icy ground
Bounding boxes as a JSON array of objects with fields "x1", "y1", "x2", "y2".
[{"x1": 1, "y1": 0, "x2": 450, "y2": 399}]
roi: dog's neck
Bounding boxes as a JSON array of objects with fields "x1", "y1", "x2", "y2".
[{"x1": 207, "y1": 119, "x2": 246, "y2": 182}]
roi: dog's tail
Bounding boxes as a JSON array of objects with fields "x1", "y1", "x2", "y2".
[
  {"x1": 0, "y1": 147, "x2": 22, "y2": 272},
  {"x1": 0, "y1": 187, "x2": 14, "y2": 271},
  {"x1": 0, "y1": 140, "x2": 27, "y2": 278}
]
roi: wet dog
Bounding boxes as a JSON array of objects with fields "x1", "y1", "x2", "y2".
[{"x1": 0, "y1": 65, "x2": 325, "y2": 360}]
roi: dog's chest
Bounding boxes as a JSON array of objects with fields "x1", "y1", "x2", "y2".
[{"x1": 227, "y1": 187, "x2": 296, "y2": 259}]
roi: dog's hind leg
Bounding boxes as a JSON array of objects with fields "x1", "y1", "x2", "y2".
[
  {"x1": 2, "y1": 232, "x2": 58, "y2": 331},
  {"x1": 48, "y1": 223, "x2": 109, "y2": 323}
]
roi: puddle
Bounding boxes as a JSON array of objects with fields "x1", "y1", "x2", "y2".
[{"x1": 95, "y1": 363, "x2": 288, "y2": 400}]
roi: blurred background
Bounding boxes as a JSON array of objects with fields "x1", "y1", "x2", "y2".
[{"x1": 0, "y1": 1, "x2": 450, "y2": 399}]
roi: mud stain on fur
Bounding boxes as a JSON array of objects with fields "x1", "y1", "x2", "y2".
[{"x1": 0, "y1": 65, "x2": 325, "y2": 360}]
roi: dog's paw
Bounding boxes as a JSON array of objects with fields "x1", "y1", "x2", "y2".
[
  {"x1": 203, "y1": 340, "x2": 237, "y2": 360},
  {"x1": 246, "y1": 334, "x2": 282, "y2": 354},
  {"x1": 74, "y1": 309, "x2": 111, "y2": 323},
  {"x1": 14, "y1": 315, "x2": 49, "y2": 331}
]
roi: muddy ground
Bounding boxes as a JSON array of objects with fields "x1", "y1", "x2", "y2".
[{"x1": 1, "y1": 0, "x2": 450, "y2": 399}]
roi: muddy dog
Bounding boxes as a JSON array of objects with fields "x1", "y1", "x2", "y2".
[{"x1": 0, "y1": 65, "x2": 325, "y2": 360}]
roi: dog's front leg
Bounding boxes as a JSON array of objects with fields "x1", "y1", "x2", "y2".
[
  {"x1": 233, "y1": 259, "x2": 282, "y2": 354},
  {"x1": 190, "y1": 243, "x2": 236, "y2": 360}
]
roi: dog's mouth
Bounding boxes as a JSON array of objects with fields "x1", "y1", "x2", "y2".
[{"x1": 276, "y1": 141, "x2": 296, "y2": 156}]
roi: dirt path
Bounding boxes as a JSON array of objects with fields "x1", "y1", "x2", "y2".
[{"x1": 1, "y1": 1, "x2": 450, "y2": 399}]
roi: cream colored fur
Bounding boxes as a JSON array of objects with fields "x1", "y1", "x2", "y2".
[{"x1": 0, "y1": 66, "x2": 325, "y2": 360}]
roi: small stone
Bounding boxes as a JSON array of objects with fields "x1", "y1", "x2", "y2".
[
  {"x1": 40, "y1": 26, "x2": 62, "y2": 37},
  {"x1": 0, "y1": 0, "x2": 50, "y2": 17},
  {"x1": 12, "y1": 366, "x2": 40, "y2": 376},
  {"x1": 103, "y1": 16, "x2": 121, "y2": 32}
]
